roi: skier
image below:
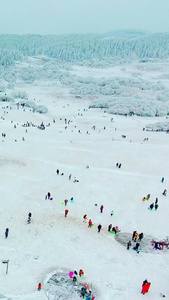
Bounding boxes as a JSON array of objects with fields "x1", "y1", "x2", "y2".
[
  {"x1": 28, "y1": 212, "x2": 32, "y2": 218},
  {"x1": 70, "y1": 197, "x2": 74, "y2": 203},
  {"x1": 100, "y1": 205, "x2": 104, "y2": 213},
  {"x1": 69, "y1": 174, "x2": 72, "y2": 180},
  {"x1": 141, "y1": 281, "x2": 151, "y2": 295},
  {"x1": 56, "y1": 169, "x2": 59, "y2": 175},
  {"x1": 133, "y1": 242, "x2": 140, "y2": 251},
  {"x1": 147, "y1": 194, "x2": 150, "y2": 200},
  {"x1": 153, "y1": 241, "x2": 159, "y2": 249},
  {"x1": 155, "y1": 203, "x2": 159, "y2": 210},
  {"x1": 81, "y1": 287, "x2": 87, "y2": 298},
  {"x1": 133, "y1": 242, "x2": 141, "y2": 253},
  {"x1": 116, "y1": 163, "x2": 119, "y2": 167},
  {"x1": 64, "y1": 199, "x2": 68, "y2": 206},
  {"x1": 5, "y1": 228, "x2": 9, "y2": 239},
  {"x1": 132, "y1": 231, "x2": 137, "y2": 241},
  {"x1": 139, "y1": 232, "x2": 144, "y2": 241},
  {"x1": 65, "y1": 209, "x2": 69, "y2": 217},
  {"x1": 83, "y1": 214, "x2": 87, "y2": 222},
  {"x1": 108, "y1": 224, "x2": 112, "y2": 232},
  {"x1": 119, "y1": 163, "x2": 121, "y2": 169},
  {"x1": 38, "y1": 283, "x2": 42, "y2": 291},
  {"x1": 162, "y1": 189, "x2": 167, "y2": 196},
  {"x1": 127, "y1": 241, "x2": 131, "y2": 250},
  {"x1": 134, "y1": 232, "x2": 139, "y2": 242},
  {"x1": 155, "y1": 197, "x2": 158, "y2": 204},
  {"x1": 110, "y1": 210, "x2": 114, "y2": 216},
  {"x1": 88, "y1": 219, "x2": 92, "y2": 228},
  {"x1": 47, "y1": 192, "x2": 51, "y2": 199},
  {"x1": 79, "y1": 269, "x2": 84, "y2": 276},
  {"x1": 149, "y1": 203, "x2": 154, "y2": 210},
  {"x1": 161, "y1": 177, "x2": 164, "y2": 183},
  {"x1": 112, "y1": 226, "x2": 116, "y2": 233},
  {"x1": 98, "y1": 224, "x2": 102, "y2": 233},
  {"x1": 72, "y1": 276, "x2": 77, "y2": 282}
]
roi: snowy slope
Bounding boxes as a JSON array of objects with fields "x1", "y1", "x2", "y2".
[{"x1": 0, "y1": 77, "x2": 169, "y2": 300}]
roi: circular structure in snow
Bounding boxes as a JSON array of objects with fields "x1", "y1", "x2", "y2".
[{"x1": 44, "y1": 268, "x2": 101, "y2": 300}]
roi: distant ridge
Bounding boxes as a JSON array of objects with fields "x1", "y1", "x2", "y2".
[{"x1": 103, "y1": 29, "x2": 149, "y2": 37}]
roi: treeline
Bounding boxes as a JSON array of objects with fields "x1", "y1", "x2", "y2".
[{"x1": 0, "y1": 32, "x2": 169, "y2": 66}]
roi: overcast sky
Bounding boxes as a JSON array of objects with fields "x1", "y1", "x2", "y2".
[{"x1": 0, "y1": 0, "x2": 168, "y2": 35}]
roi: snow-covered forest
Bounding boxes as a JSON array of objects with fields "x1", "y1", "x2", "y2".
[
  {"x1": 0, "y1": 31, "x2": 169, "y2": 66},
  {"x1": 1, "y1": 31, "x2": 169, "y2": 117}
]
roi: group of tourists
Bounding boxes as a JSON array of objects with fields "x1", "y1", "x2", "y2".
[{"x1": 126, "y1": 231, "x2": 144, "y2": 253}]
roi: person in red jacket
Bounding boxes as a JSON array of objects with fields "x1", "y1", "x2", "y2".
[
  {"x1": 65, "y1": 209, "x2": 69, "y2": 217},
  {"x1": 88, "y1": 219, "x2": 92, "y2": 228},
  {"x1": 141, "y1": 280, "x2": 151, "y2": 295},
  {"x1": 79, "y1": 269, "x2": 84, "y2": 277},
  {"x1": 38, "y1": 283, "x2": 42, "y2": 291}
]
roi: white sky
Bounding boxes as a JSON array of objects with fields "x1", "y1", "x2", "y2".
[{"x1": 0, "y1": 0, "x2": 169, "y2": 35}]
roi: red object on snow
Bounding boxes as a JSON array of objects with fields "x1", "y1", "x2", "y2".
[
  {"x1": 142, "y1": 282, "x2": 151, "y2": 294},
  {"x1": 65, "y1": 209, "x2": 69, "y2": 216},
  {"x1": 146, "y1": 282, "x2": 151, "y2": 292},
  {"x1": 89, "y1": 220, "x2": 92, "y2": 227}
]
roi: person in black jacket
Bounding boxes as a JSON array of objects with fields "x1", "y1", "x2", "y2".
[
  {"x1": 149, "y1": 203, "x2": 154, "y2": 210},
  {"x1": 139, "y1": 232, "x2": 144, "y2": 241},
  {"x1": 132, "y1": 231, "x2": 137, "y2": 241},
  {"x1": 98, "y1": 224, "x2": 102, "y2": 233},
  {"x1": 127, "y1": 241, "x2": 131, "y2": 250},
  {"x1": 5, "y1": 228, "x2": 9, "y2": 238},
  {"x1": 155, "y1": 204, "x2": 159, "y2": 210}
]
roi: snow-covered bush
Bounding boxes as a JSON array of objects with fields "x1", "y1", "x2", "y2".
[
  {"x1": 35, "y1": 105, "x2": 48, "y2": 114},
  {"x1": 91, "y1": 97, "x2": 169, "y2": 117},
  {"x1": 18, "y1": 100, "x2": 48, "y2": 114},
  {"x1": 0, "y1": 95, "x2": 13, "y2": 102},
  {"x1": 13, "y1": 91, "x2": 28, "y2": 99},
  {"x1": 19, "y1": 100, "x2": 36, "y2": 108}
]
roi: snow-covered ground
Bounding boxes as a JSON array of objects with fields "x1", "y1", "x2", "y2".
[{"x1": 0, "y1": 70, "x2": 169, "y2": 300}]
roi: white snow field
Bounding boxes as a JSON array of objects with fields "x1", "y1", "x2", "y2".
[{"x1": 0, "y1": 76, "x2": 169, "y2": 300}]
